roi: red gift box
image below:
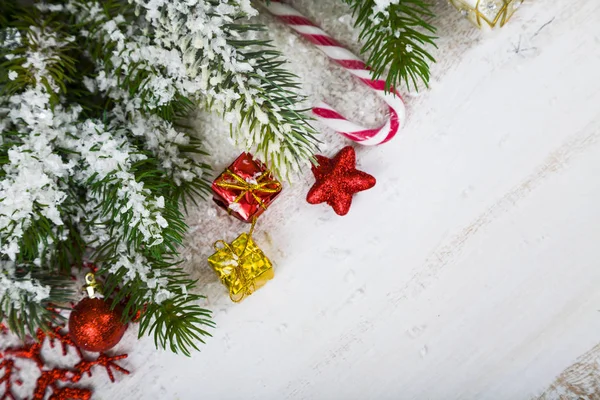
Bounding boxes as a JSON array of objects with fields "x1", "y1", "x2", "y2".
[{"x1": 212, "y1": 153, "x2": 282, "y2": 222}]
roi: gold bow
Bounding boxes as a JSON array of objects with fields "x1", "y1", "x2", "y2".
[
  {"x1": 213, "y1": 219, "x2": 258, "y2": 302},
  {"x1": 215, "y1": 169, "x2": 281, "y2": 210}
]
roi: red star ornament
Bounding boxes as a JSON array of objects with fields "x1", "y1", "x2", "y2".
[{"x1": 306, "y1": 146, "x2": 376, "y2": 215}]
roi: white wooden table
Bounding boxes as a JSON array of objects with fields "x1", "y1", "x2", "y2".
[{"x1": 93, "y1": 1, "x2": 600, "y2": 398}]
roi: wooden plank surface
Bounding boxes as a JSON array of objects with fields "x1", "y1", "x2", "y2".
[{"x1": 89, "y1": 0, "x2": 600, "y2": 399}]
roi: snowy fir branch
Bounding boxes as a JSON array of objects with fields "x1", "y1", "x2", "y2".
[
  {"x1": 0, "y1": 0, "x2": 319, "y2": 355},
  {"x1": 1, "y1": 0, "x2": 439, "y2": 355},
  {"x1": 68, "y1": 0, "x2": 319, "y2": 177},
  {"x1": 0, "y1": 8, "x2": 216, "y2": 354},
  {"x1": 344, "y1": 0, "x2": 437, "y2": 91}
]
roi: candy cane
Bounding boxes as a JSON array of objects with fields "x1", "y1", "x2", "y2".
[{"x1": 264, "y1": 0, "x2": 407, "y2": 145}]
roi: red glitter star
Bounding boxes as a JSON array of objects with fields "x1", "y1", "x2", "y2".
[{"x1": 306, "y1": 146, "x2": 376, "y2": 216}]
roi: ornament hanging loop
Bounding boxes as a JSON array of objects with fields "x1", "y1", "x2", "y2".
[{"x1": 84, "y1": 272, "x2": 102, "y2": 299}]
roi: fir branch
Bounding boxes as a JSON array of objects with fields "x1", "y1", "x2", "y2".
[
  {"x1": 98, "y1": 247, "x2": 214, "y2": 357},
  {"x1": 1, "y1": 264, "x2": 72, "y2": 338},
  {"x1": 140, "y1": 293, "x2": 214, "y2": 357},
  {"x1": 68, "y1": 0, "x2": 319, "y2": 177},
  {"x1": 1, "y1": 4, "x2": 215, "y2": 353},
  {"x1": 69, "y1": 119, "x2": 213, "y2": 355},
  {"x1": 0, "y1": 15, "x2": 81, "y2": 333},
  {"x1": 0, "y1": 0, "x2": 323, "y2": 355},
  {"x1": 225, "y1": 24, "x2": 319, "y2": 176},
  {"x1": 64, "y1": 0, "x2": 213, "y2": 199},
  {"x1": 343, "y1": 0, "x2": 437, "y2": 91}
]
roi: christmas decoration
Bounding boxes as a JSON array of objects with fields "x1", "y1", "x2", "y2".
[
  {"x1": 208, "y1": 221, "x2": 274, "y2": 302},
  {"x1": 265, "y1": 0, "x2": 406, "y2": 146},
  {"x1": 69, "y1": 298, "x2": 128, "y2": 353},
  {"x1": 212, "y1": 153, "x2": 283, "y2": 223},
  {"x1": 306, "y1": 146, "x2": 376, "y2": 216},
  {"x1": 68, "y1": 273, "x2": 127, "y2": 353},
  {"x1": 1, "y1": 0, "x2": 518, "y2": 357},
  {"x1": 449, "y1": 0, "x2": 524, "y2": 29},
  {"x1": 0, "y1": 324, "x2": 129, "y2": 400},
  {"x1": 0, "y1": 0, "x2": 317, "y2": 355}
]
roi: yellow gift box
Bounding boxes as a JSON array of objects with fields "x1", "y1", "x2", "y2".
[{"x1": 208, "y1": 232, "x2": 274, "y2": 302}]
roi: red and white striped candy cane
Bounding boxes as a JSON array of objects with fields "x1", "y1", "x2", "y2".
[{"x1": 264, "y1": 0, "x2": 406, "y2": 146}]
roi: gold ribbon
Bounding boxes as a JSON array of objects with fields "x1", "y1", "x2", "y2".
[
  {"x1": 213, "y1": 218, "x2": 258, "y2": 302},
  {"x1": 215, "y1": 169, "x2": 281, "y2": 210}
]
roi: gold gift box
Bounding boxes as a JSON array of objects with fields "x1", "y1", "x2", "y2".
[
  {"x1": 208, "y1": 233, "x2": 274, "y2": 302},
  {"x1": 449, "y1": 0, "x2": 524, "y2": 29}
]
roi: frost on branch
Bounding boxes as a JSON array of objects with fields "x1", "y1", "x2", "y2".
[
  {"x1": 0, "y1": 0, "x2": 317, "y2": 353},
  {"x1": 0, "y1": 27, "x2": 75, "y2": 263},
  {"x1": 1, "y1": 23, "x2": 174, "y2": 310},
  {"x1": 68, "y1": 0, "x2": 318, "y2": 177},
  {"x1": 0, "y1": 19, "x2": 192, "y2": 336}
]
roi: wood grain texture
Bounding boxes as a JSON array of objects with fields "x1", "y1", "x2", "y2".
[
  {"x1": 538, "y1": 343, "x2": 600, "y2": 400},
  {"x1": 82, "y1": 1, "x2": 600, "y2": 399}
]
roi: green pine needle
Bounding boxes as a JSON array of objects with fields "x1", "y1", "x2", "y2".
[{"x1": 344, "y1": 0, "x2": 437, "y2": 92}]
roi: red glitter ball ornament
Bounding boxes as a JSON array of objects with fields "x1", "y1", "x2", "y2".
[
  {"x1": 68, "y1": 298, "x2": 128, "y2": 352},
  {"x1": 306, "y1": 146, "x2": 376, "y2": 216}
]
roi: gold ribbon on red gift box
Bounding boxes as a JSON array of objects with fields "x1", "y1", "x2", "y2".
[{"x1": 215, "y1": 169, "x2": 282, "y2": 210}]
